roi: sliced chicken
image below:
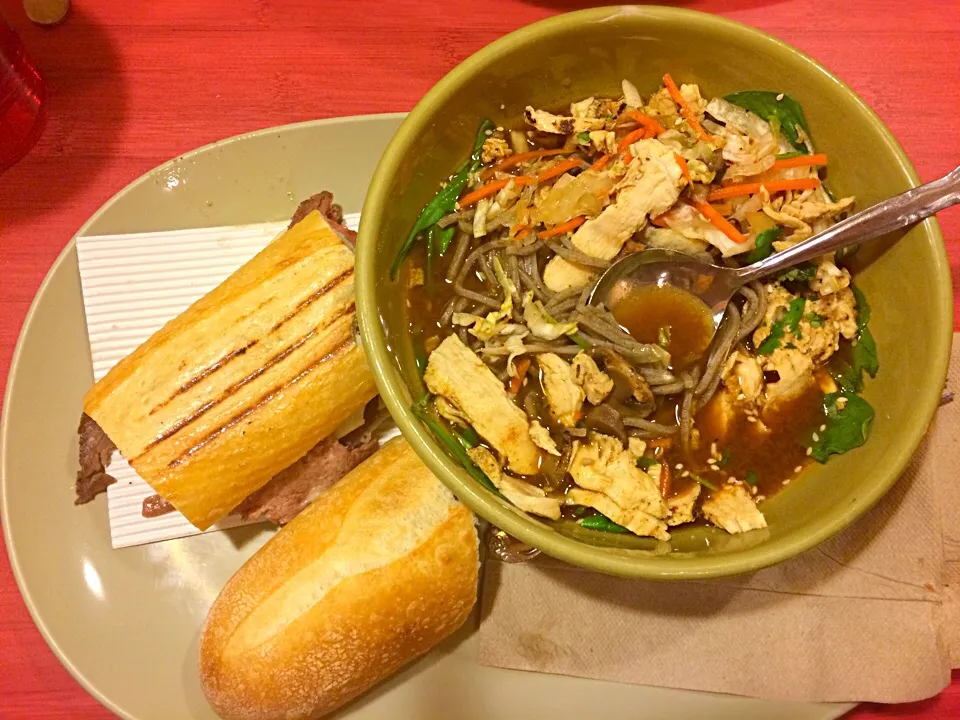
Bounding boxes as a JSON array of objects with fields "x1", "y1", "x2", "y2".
[
  {"x1": 469, "y1": 447, "x2": 560, "y2": 520},
  {"x1": 571, "y1": 351, "x2": 614, "y2": 405},
  {"x1": 569, "y1": 432, "x2": 668, "y2": 520},
  {"x1": 529, "y1": 420, "x2": 560, "y2": 456},
  {"x1": 571, "y1": 139, "x2": 683, "y2": 260},
  {"x1": 567, "y1": 487, "x2": 669, "y2": 541},
  {"x1": 667, "y1": 483, "x2": 701, "y2": 526},
  {"x1": 524, "y1": 106, "x2": 605, "y2": 135},
  {"x1": 538, "y1": 353, "x2": 585, "y2": 428},
  {"x1": 425, "y1": 335, "x2": 541, "y2": 475},
  {"x1": 542, "y1": 255, "x2": 596, "y2": 293},
  {"x1": 701, "y1": 483, "x2": 766, "y2": 534},
  {"x1": 762, "y1": 348, "x2": 816, "y2": 410}
]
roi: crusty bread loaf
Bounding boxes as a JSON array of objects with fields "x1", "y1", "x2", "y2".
[
  {"x1": 199, "y1": 437, "x2": 479, "y2": 720},
  {"x1": 83, "y1": 211, "x2": 377, "y2": 529}
]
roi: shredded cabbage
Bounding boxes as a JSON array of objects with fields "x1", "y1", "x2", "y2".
[{"x1": 522, "y1": 291, "x2": 579, "y2": 340}]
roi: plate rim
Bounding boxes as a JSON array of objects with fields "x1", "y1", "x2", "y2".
[
  {"x1": 0, "y1": 113, "x2": 406, "y2": 720},
  {"x1": 1, "y1": 110, "x2": 855, "y2": 720}
]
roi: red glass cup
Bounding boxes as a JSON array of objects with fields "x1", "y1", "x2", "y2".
[{"x1": 0, "y1": 16, "x2": 45, "y2": 173}]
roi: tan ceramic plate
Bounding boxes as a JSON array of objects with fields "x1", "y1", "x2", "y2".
[{"x1": 1, "y1": 115, "x2": 852, "y2": 719}]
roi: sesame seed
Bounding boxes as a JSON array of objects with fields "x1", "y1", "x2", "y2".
[
  {"x1": 751, "y1": 485, "x2": 759, "y2": 495},
  {"x1": 675, "y1": 463, "x2": 684, "y2": 470},
  {"x1": 485, "y1": 129, "x2": 494, "y2": 136},
  {"x1": 812, "y1": 432, "x2": 819, "y2": 441},
  {"x1": 499, "y1": 103, "x2": 505, "y2": 110},
  {"x1": 783, "y1": 478, "x2": 791, "y2": 485},
  {"x1": 747, "y1": 416, "x2": 757, "y2": 423},
  {"x1": 757, "y1": 495, "x2": 766, "y2": 502},
  {"x1": 728, "y1": 476, "x2": 737, "y2": 483},
  {"x1": 681, "y1": 470, "x2": 690, "y2": 478},
  {"x1": 820, "y1": 424, "x2": 827, "y2": 432},
  {"x1": 776, "y1": 93, "x2": 785, "y2": 101},
  {"x1": 794, "y1": 465, "x2": 803, "y2": 473},
  {"x1": 710, "y1": 442, "x2": 718, "y2": 456},
  {"x1": 806, "y1": 447, "x2": 813, "y2": 456}
]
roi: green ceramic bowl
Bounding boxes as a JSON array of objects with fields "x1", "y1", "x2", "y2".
[{"x1": 356, "y1": 7, "x2": 952, "y2": 578}]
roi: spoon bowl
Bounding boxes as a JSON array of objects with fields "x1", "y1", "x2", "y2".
[{"x1": 589, "y1": 249, "x2": 737, "y2": 329}]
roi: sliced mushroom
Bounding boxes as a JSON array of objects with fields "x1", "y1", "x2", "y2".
[
  {"x1": 583, "y1": 404, "x2": 627, "y2": 444},
  {"x1": 594, "y1": 348, "x2": 656, "y2": 410}
]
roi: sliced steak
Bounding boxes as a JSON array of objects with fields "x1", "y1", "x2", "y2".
[
  {"x1": 142, "y1": 493, "x2": 176, "y2": 518},
  {"x1": 288, "y1": 190, "x2": 357, "y2": 248},
  {"x1": 233, "y1": 436, "x2": 378, "y2": 525},
  {"x1": 75, "y1": 413, "x2": 118, "y2": 505}
]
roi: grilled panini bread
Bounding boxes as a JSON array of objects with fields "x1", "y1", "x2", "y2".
[
  {"x1": 82, "y1": 210, "x2": 377, "y2": 530},
  {"x1": 199, "y1": 437, "x2": 479, "y2": 720}
]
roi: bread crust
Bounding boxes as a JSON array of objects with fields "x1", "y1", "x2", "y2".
[
  {"x1": 199, "y1": 438, "x2": 479, "y2": 720},
  {"x1": 84, "y1": 212, "x2": 377, "y2": 529}
]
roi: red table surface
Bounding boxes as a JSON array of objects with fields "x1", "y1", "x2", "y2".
[{"x1": 0, "y1": 0, "x2": 958, "y2": 717}]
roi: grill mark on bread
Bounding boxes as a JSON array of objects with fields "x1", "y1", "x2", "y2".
[
  {"x1": 168, "y1": 337, "x2": 355, "y2": 468},
  {"x1": 138, "y1": 304, "x2": 355, "y2": 456},
  {"x1": 271, "y1": 267, "x2": 353, "y2": 332},
  {"x1": 149, "y1": 340, "x2": 259, "y2": 416}
]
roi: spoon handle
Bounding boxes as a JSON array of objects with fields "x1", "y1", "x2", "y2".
[{"x1": 739, "y1": 164, "x2": 960, "y2": 283}]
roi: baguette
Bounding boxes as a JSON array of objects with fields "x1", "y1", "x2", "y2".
[
  {"x1": 83, "y1": 211, "x2": 377, "y2": 529},
  {"x1": 199, "y1": 437, "x2": 479, "y2": 720}
]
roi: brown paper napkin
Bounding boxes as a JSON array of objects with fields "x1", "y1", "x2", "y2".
[{"x1": 477, "y1": 335, "x2": 959, "y2": 704}]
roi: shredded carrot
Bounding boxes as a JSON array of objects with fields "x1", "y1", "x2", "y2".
[
  {"x1": 626, "y1": 109, "x2": 666, "y2": 136},
  {"x1": 706, "y1": 177, "x2": 821, "y2": 202},
  {"x1": 658, "y1": 461, "x2": 672, "y2": 497},
  {"x1": 538, "y1": 215, "x2": 587, "y2": 239},
  {"x1": 674, "y1": 153, "x2": 692, "y2": 184},
  {"x1": 458, "y1": 176, "x2": 533, "y2": 208},
  {"x1": 510, "y1": 223, "x2": 531, "y2": 241},
  {"x1": 617, "y1": 127, "x2": 649, "y2": 153},
  {"x1": 623, "y1": 151, "x2": 633, "y2": 164},
  {"x1": 590, "y1": 154, "x2": 612, "y2": 171},
  {"x1": 662, "y1": 73, "x2": 715, "y2": 143},
  {"x1": 769, "y1": 152, "x2": 828, "y2": 172},
  {"x1": 509, "y1": 357, "x2": 532, "y2": 394},
  {"x1": 650, "y1": 213, "x2": 670, "y2": 228},
  {"x1": 536, "y1": 157, "x2": 584, "y2": 184},
  {"x1": 692, "y1": 199, "x2": 747, "y2": 244},
  {"x1": 480, "y1": 147, "x2": 569, "y2": 180}
]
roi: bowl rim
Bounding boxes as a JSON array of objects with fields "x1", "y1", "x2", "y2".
[{"x1": 356, "y1": 5, "x2": 953, "y2": 579}]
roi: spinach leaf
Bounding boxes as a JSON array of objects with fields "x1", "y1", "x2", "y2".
[
  {"x1": 438, "y1": 225, "x2": 457, "y2": 254},
  {"x1": 744, "y1": 227, "x2": 781, "y2": 264},
  {"x1": 724, "y1": 90, "x2": 811, "y2": 150},
  {"x1": 776, "y1": 150, "x2": 806, "y2": 160},
  {"x1": 717, "y1": 448, "x2": 732, "y2": 469},
  {"x1": 807, "y1": 312, "x2": 826, "y2": 328},
  {"x1": 658, "y1": 325, "x2": 672, "y2": 350},
  {"x1": 412, "y1": 397, "x2": 500, "y2": 494},
  {"x1": 778, "y1": 263, "x2": 817, "y2": 283},
  {"x1": 580, "y1": 514, "x2": 630, "y2": 533},
  {"x1": 577, "y1": 131, "x2": 591, "y2": 144},
  {"x1": 690, "y1": 473, "x2": 718, "y2": 491},
  {"x1": 757, "y1": 297, "x2": 805, "y2": 354},
  {"x1": 390, "y1": 118, "x2": 494, "y2": 279},
  {"x1": 756, "y1": 320, "x2": 784, "y2": 355},
  {"x1": 810, "y1": 392, "x2": 875, "y2": 463},
  {"x1": 834, "y1": 287, "x2": 879, "y2": 392},
  {"x1": 784, "y1": 297, "x2": 806, "y2": 334},
  {"x1": 636, "y1": 456, "x2": 656, "y2": 471},
  {"x1": 745, "y1": 471, "x2": 758, "y2": 486}
]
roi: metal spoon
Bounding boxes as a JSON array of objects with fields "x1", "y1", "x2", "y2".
[{"x1": 589, "y1": 165, "x2": 960, "y2": 327}]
